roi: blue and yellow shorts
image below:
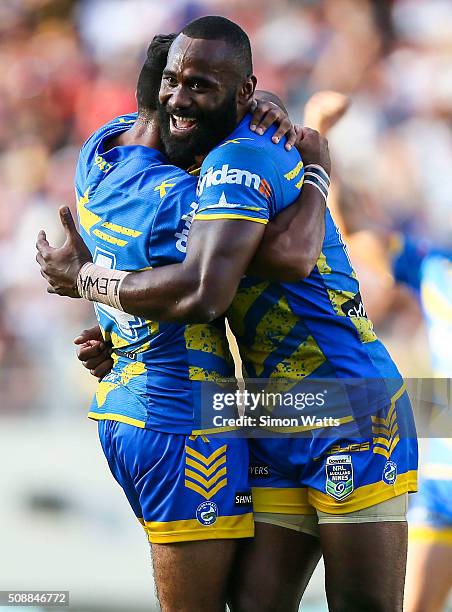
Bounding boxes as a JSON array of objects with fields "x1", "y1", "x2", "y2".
[
  {"x1": 98, "y1": 420, "x2": 254, "y2": 544},
  {"x1": 250, "y1": 389, "x2": 418, "y2": 516}
]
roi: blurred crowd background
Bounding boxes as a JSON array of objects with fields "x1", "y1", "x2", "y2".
[
  {"x1": 1, "y1": 0, "x2": 452, "y2": 416},
  {"x1": 0, "y1": 0, "x2": 451, "y2": 610},
  {"x1": 1, "y1": 0, "x2": 452, "y2": 419}
]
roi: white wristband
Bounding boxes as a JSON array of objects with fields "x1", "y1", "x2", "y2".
[{"x1": 77, "y1": 262, "x2": 129, "y2": 310}]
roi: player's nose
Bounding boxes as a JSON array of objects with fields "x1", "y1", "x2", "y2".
[{"x1": 166, "y1": 85, "x2": 193, "y2": 113}]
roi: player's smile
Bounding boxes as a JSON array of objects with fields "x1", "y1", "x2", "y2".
[{"x1": 170, "y1": 114, "x2": 198, "y2": 135}]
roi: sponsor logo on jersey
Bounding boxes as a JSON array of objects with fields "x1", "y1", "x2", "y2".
[
  {"x1": 234, "y1": 491, "x2": 253, "y2": 506},
  {"x1": 196, "y1": 501, "x2": 218, "y2": 526},
  {"x1": 382, "y1": 460, "x2": 397, "y2": 485},
  {"x1": 314, "y1": 442, "x2": 370, "y2": 460},
  {"x1": 325, "y1": 455, "x2": 354, "y2": 501},
  {"x1": 175, "y1": 201, "x2": 198, "y2": 253},
  {"x1": 197, "y1": 164, "x2": 271, "y2": 198},
  {"x1": 341, "y1": 292, "x2": 368, "y2": 318},
  {"x1": 249, "y1": 464, "x2": 270, "y2": 479}
]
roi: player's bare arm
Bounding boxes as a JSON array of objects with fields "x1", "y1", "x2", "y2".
[
  {"x1": 37, "y1": 208, "x2": 265, "y2": 322},
  {"x1": 36, "y1": 129, "x2": 330, "y2": 320},
  {"x1": 248, "y1": 127, "x2": 330, "y2": 281}
]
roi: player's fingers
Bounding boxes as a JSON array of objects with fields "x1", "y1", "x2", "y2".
[
  {"x1": 83, "y1": 352, "x2": 111, "y2": 371},
  {"x1": 36, "y1": 230, "x2": 53, "y2": 255},
  {"x1": 74, "y1": 326, "x2": 104, "y2": 345},
  {"x1": 77, "y1": 342, "x2": 106, "y2": 362},
  {"x1": 271, "y1": 117, "x2": 292, "y2": 145},
  {"x1": 36, "y1": 251, "x2": 45, "y2": 267},
  {"x1": 39, "y1": 267, "x2": 50, "y2": 281},
  {"x1": 284, "y1": 126, "x2": 298, "y2": 151},
  {"x1": 294, "y1": 125, "x2": 306, "y2": 140},
  {"x1": 254, "y1": 107, "x2": 280, "y2": 135},
  {"x1": 249, "y1": 103, "x2": 267, "y2": 132},
  {"x1": 59, "y1": 206, "x2": 79, "y2": 242},
  {"x1": 92, "y1": 359, "x2": 114, "y2": 380}
]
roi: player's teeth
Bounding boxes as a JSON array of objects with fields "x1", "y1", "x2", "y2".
[{"x1": 173, "y1": 115, "x2": 196, "y2": 128}]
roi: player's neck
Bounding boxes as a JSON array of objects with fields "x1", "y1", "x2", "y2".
[{"x1": 113, "y1": 116, "x2": 162, "y2": 151}]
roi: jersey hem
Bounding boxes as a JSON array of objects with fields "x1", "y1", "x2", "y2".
[
  {"x1": 139, "y1": 513, "x2": 254, "y2": 543},
  {"x1": 308, "y1": 469, "x2": 418, "y2": 514},
  {"x1": 88, "y1": 411, "x2": 146, "y2": 428}
]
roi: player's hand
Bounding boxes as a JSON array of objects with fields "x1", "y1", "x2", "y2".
[
  {"x1": 74, "y1": 326, "x2": 113, "y2": 380},
  {"x1": 303, "y1": 91, "x2": 350, "y2": 136},
  {"x1": 294, "y1": 127, "x2": 331, "y2": 176},
  {"x1": 250, "y1": 99, "x2": 297, "y2": 150},
  {"x1": 36, "y1": 206, "x2": 92, "y2": 297}
]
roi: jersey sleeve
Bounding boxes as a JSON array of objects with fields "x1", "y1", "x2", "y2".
[{"x1": 194, "y1": 143, "x2": 281, "y2": 225}]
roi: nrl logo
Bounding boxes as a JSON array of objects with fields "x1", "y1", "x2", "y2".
[{"x1": 325, "y1": 455, "x2": 354, "y2": 501}]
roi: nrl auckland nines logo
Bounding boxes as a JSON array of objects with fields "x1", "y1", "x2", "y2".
[{"x1": 325, "y1": 455, "x2": 354, "y2": 501}]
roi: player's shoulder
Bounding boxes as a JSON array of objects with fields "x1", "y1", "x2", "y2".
[
  {"x1": 80, "y1": 112, "x2": 138, "y2": 160},
  {"x1": 202, "y1": 113, "x2": 301, "y2": 176}
]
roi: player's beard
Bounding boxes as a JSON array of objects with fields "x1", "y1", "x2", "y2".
[{"x1": 157, "y1": 91, "x2": 238, "y2": 168}]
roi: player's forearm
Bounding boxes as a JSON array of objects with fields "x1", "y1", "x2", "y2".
[
  {"x1": 248, "y1": 183, "x2": 326, "y2": 282},
  {"x1": 117, "y1": 262, "x2": 226, "y2": 323}
]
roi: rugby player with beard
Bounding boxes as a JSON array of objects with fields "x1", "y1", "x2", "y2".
[
  {"x1": 36, "y1": 22, "x2": 328, "y2": 612},
  {"x1": 37, "y1": 16, "x2": 417, "y2": 612}
]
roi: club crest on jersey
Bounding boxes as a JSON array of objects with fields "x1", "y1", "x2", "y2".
[
  {"x1": 325, "y1": 455, "x2": 354, "y2": 501},
  {"x1": 196, "y1": 501, "x2": 218, "y2": 526},
  {"x1": 382, "y1": 460, "x2": 397, "y2": 485},
  {"x1": 197, "y1": 164, "x2": 271, "y2": 198}
]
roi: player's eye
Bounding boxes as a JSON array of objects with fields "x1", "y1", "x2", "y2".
[
  {"x1": 163, "y1": 75, "x2": 177, "y2": 87},
  {"x1": 190, "y1": 81, "x2": 207, "y2": 91}
]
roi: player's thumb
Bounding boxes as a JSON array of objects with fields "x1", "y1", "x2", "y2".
[{"x1": 59, "y1": 205, "x2": 78, "y2": 242}]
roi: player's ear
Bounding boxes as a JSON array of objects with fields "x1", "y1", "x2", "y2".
[{"x1": 237, "y1": 75, "x2": 257, "y2": 107}]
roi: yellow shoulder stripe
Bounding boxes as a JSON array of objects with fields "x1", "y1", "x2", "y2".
[{"x1": 195, "y1": 213, "x2": 268, "y2": 224}]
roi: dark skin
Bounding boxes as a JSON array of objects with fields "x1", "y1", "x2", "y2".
[
  {"x1": 36, "y1": 33, "x2": 327, "y2": 612},
  {"x1": 36, "y1": 34, "x2": 408, "y2": 612},
  {"x1": 36, "y1": 36, "x2": 328, "y2": 321},
  {"x1": 36, "y1": 34, "x2": 327, "y2": 612}
]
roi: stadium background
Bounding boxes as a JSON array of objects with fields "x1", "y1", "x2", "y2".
[{"x1": 0, "y1": 0, "x2": 450, "y2": 610}]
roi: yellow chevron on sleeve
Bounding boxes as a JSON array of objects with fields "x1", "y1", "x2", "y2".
[
  {"x1": 372, "y1": 403, "x2": 397, "y2": 426},
  {"x1": 101, "y1": 222, "x2": 142, "y2": 237},
  {"x1": 373, "y1": 435, "x2": 400, "y2": 458},
  {"x1": 185, "y1": 478, "x2": 228, "y2": 500},
  {"x1": 185, "y1": 455, "x2": 226, "y2": 477},
  {"x1": 185, "y1": 466, "x2": 227, "y2": 489},
  {"x1": 372, "y1": 421, "x2": 399, "y2": 438},
  {"x1": 185, "y1": 444, "x2": 227, "y2": 465},
  {"x1": 77, "y1": 187, "x2": 102, "y2": 234},
  {"x1": 92, "y1": 228, "x2": 128, "y2": 247},
  {"x1": 373, "y1": 431, "x2": 400, "y2": 449},
  {"x1": 295, "y1": 175, "x2": 304, "y2": 189},
  {"x1": 284, "y1": 161, "x2": 304, "y2": 181}
]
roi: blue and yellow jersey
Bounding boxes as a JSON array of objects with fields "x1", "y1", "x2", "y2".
[
  {"x1": 75, "y1": 113, "x2": 234, "y2": 433},
  {"x1": 196, "y1": 114, "x2": 404, "y2": 420}
]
